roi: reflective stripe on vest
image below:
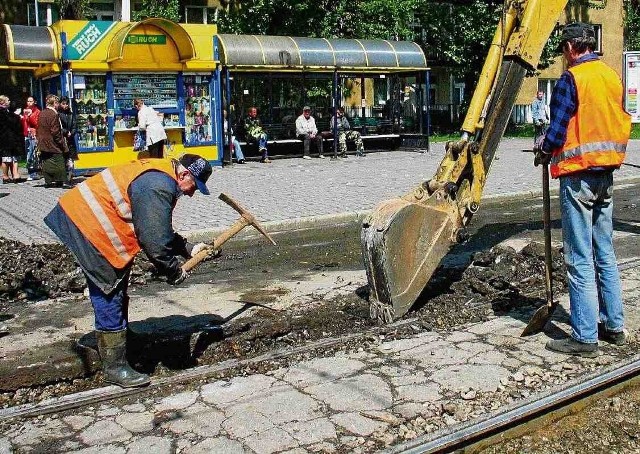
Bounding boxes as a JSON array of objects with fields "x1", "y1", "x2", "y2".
[
  {"x1": 59, "y1": 159, "x2": 178, "y2": 269},
  {"x1": 550, "y1": 60, "x2": 631, "y2": 178}
]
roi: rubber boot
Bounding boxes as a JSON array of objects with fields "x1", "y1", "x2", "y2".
[{"x1": 96, "y1": 329, "x2": 151, "y2": 388}]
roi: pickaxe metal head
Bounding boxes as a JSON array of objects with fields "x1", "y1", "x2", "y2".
[{"x1": 218, "y1": 192, "x2": 277, "y2": 245}]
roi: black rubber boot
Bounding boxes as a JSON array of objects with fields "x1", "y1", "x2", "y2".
[{"x1": 96, "y1": 330, "x2": 151, "y2": 388}]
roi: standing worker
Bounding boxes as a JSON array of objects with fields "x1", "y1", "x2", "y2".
[
  {"x1": 134, "y1": 98, "x2": 167, "y2": 158},
  {"x1": 44, "y1": 154, "x2": 215, "y2": 387},
  {"x1": 534, "y1": 23, "x2": 631, "y2": 357},
  {"x1": 37, "y1": 94, "x2": 69, "y2": 188},
  {"x1": 531, "y1": 90, "x2": 549, "y2": 141}
]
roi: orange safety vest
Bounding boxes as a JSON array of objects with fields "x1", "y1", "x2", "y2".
[
  {"x1": 59, "y1": 159, "x2": 178, "y2": 269},
  {"x1": 550, "y1": 59, "x2": 631, "y2": 178}
]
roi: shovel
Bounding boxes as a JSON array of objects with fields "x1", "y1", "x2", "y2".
[{"x1": 521, "y1": 161, "x2": 556, "y2": 336}]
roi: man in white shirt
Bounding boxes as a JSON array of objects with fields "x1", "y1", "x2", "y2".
[
  {"x1": 295, "y1": 106, "x2": 324, "y2": 160},
  {"x1": 134, "y1": 98, "x2": 167, "y2": 158}
]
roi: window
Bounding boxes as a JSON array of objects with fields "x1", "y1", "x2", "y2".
[
  {"x1": 592, "y1": 24, "x2": 603, "y2": 54},
  {"x1": 86, "y1": 0, "x2": 116, "y2": 21},
  {"x1": 184, "y1": 6, "x2": 219, "y2": 23}
]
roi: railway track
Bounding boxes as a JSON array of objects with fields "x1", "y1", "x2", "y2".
[{"x1": 387, "y1": 356, "x2": 640, "y2": 454}]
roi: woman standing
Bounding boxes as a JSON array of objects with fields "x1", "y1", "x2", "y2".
[
  {"x1": 0, "y1": 96, "x2": 23, "y2": 183},
  {"x1": 133, "y1": 98, "x2": 167, "y2": 158},
  {"x1": 58, "y1": 96, "x2": 78, "y2": 183}
]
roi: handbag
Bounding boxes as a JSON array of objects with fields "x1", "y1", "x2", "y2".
[{"x1": 133, "y1": 130, "x2": 146, "y2": 151}]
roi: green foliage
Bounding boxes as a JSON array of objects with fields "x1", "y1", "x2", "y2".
[
  {"x1": 132, "y1": 0, "x2": 180, "y2": 22},
  {"x1": 55, "y1": 0, "x2": 90, "y2": 19},
  {"x1": 631, "y1": 123, "x2": 640, "y2": 140},
  {"x1": 624, "y1": 0, "x2": 640, "y2": 50}
]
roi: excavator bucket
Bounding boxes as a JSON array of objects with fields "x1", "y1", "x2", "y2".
[{"x1": 362, "y1": 196, "x2": 459, "y2": 323}]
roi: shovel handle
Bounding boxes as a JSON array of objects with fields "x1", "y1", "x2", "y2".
[
  {"x1": 181, "y1": 217, "x2": 250, "y2": 272},
  {"x1": 542, "y1": 162, "x2": 554, "y2": 309}
]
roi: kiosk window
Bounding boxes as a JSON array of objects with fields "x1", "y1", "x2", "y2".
[
  {"x1": 184, "y1": 75, "x2": 213, "y2": 145},
  {"x1": 73, "y1": 75, "x2": 109, "y2": 149}
]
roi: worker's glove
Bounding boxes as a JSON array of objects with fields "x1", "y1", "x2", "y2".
[
  {"x1": 190, "y1": 242, "x2": 221, "y2": 261},
  {"x1": 167, "y1": 269, "x2": 188, "y2": 286},
  {"x1": 533, "y1": 134, "x2": 551, "y2": 167}
]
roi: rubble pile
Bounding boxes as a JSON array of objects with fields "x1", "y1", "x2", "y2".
[{"x1": 415, "y1": 242, "x2": 567, "y2": 328}]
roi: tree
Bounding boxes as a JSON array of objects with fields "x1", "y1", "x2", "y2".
[
  {"x1": 55, "y1": 0, "x2": 90, "y2": 19},
  {"x1": 624, "y1": 0, "x2": 640, "y2": 50},
  {"x1": 132, "y1": 0, "x2": 180, "y2": 21}
]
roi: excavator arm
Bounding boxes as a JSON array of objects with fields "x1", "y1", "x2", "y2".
[{"x1": 361, "y1": 0, "x2": 569, "y2": 323}]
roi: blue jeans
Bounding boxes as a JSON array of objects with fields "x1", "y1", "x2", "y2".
[
  {"x1": 232, "y1": 138, "x2": 245, "y2": 161},
  {"x1": 87, "y1": 270, "x2": 130, "y2": 331},
  {"x1": 559, "y1": 171, "x2": 623, "y2": 343},
  {"x1": 25, "y1": 137, "x2": 38, "y2": 178}
]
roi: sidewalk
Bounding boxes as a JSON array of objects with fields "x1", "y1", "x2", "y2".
[{"x1": 1, "y1": 138, "x2": 639, "y2": 244}]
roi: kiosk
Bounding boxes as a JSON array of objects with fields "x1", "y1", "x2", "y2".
[{"x1": 1, "y1": 19, "x2": 222, "y2": 173}]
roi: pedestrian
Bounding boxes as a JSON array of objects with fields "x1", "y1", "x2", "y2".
[
  {"x1": 37, "y1": 94, "x2": 68, "y2": 188},
  {"x1": 57, "y1": 96, "x2": 78, "y2": 183},
  {"x1": 330, "y1": 107, "x2": 365, "y2": 158},
  {"x1": 223, "y1": 109, "x2": 245, "y2": 164},
  {"x1": 44, "y1": 154, "x2": 216, "y2": 387},
  {"x1": 21, "y1": 95, "x2": 41, "y2": 180},
  {"x1": 0, "y1": 96, "x2": 23, "y2": 183},
  {"x1": 534, "y1": 22, "x2": 631, "y2": 358},
  {"x1": 134, "y1": 98, "x2": 167, "y2": 158},
  {"x1": 243, "y1": 107, "x2": 271, "y2": 163},
  {"x1": 296, "y1": 106, "x2": 324, "y2": 160},
  {"x1": 531, "y1": 90, "x2": 549, "y2": 141}
]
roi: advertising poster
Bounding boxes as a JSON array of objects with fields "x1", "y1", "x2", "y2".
[{"x1": 624, "y1": 52, "x2": 640, "y2": 123}]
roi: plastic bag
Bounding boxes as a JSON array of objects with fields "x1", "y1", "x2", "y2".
[{"x1": 133, "y1": 130, "x2": 146, "y2": 151}]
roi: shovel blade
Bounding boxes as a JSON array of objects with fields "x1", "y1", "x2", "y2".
[{"x1": 521, "y1": 304, "x2": 553, "y2": 337}]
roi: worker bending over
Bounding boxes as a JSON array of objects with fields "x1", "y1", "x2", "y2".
[{"x1": 45, "y1": 154, "x2": 215, "y2": 387}]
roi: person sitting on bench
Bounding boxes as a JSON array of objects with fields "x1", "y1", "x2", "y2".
[
  {"x1": 330, "y1": 107, "x2": 365, "y2": 158},
  {"x1": 296, "y1": 106, "x2": 324, "y2": 160}
]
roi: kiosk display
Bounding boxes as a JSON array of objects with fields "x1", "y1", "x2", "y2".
[
  {"x1": 73, "y1": 75, "x2": 109, "y2": 150},
  {"x1": 184, "y1": 75, "x2": 213, "y2": 145}
]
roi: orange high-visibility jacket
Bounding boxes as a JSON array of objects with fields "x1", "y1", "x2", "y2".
[
  {"x1": 59, "y1": 159, "x2": 178, "y2": 269},
  {"x1": 550, "y1": 60, "x2": 631, "y2": 178}
]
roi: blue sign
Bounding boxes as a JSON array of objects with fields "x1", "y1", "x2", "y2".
[{"x1": 66, "y1": 21, "x2": 117, "y2": 60}]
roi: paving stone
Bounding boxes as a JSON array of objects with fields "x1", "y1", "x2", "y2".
[
  {"x1": 227, "y1": 388, "x2": 321, "y2": 426},
  {"x1": 395, "y1": 382, "x2": 442, "y2": 402},
  {"x1": 387, "y1": 370, "x2": 429, "y2": 387},
  {"x1": 79, "y1": 419, "x2": 132, "y2": 446},
  {"x1": 162, "y1": 402, "x2": 224, "y2": 437},
  {"x1": 377, "y1": 333, "x2": 440, "y2": 353},
  {"x1": 468, "y1": 349, "x2": 510, "y2": 365},
  {"x1": 243, "y1": 427, "x2": 299, "y2": 453},
  {"x1": 201, "y1": 374, "x2": 281, "y2": 407},
  {"x1": 444, "y1": 331, "x2": 477, "y2": 343},
  {"x1": 456, "y1": 341, "x2": 494, "y2": 354},
  {"x1": 155, "y1": 390, "x2": 199, "y2": 412},
  {"x1": 306, "y1": 374, "x2": 393, "y2": 412},
  {"x1": 284, "y1": 417, "x2": 337, "y2": 445},
  {"x1": 64, "y1": 414, "x2": 94, "y2": 430},
  {"x1": 126, "y1": 436, "x2": 172, "y2": 454},
  {"x1": 281, "y1": 357, "x2": 366, "y2": 387},
  {"x1": 398, "y1": 341, "x2": 475, "y2": 367},
  {"x1": 330, "y1": 412, "x2": 387, "y2": 436},
  {"x1": 122, "y1": 403, "x2": 147, "y2": 412},
  {"x1": 10, "y1": 419, "x2": 67, "y2": 446},
  {"x1": 69, "y1": 445, "x2": 126, "y2": 454},
  {"x1": 467, "y1": 318, "x2": 524, "y2": 336},
  {"x1": 222, "y1": 410, "x2": 275, "y2": 439},
  {"x1": 431, "y1": 364, "x2": 511, "y2": 393},
  {"x1": 0, "y1": 438, "x2": 11, "y2": 454},
  {"x1": 115, "y1": 411, "x2": 155, "y2": 433},
  {"x1": 96, "y1": 405, "x2": 119, "y2": 417}
]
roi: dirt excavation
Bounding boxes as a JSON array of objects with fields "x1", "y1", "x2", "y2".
[{"x1": 0, "y1": 232, "x2": 567, "y2": 403}]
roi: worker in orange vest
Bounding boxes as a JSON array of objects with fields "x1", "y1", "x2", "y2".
[
  {"x1": 44, "y1": 154, "x2": 215, "y2": 388},
  {"x1": 534, "y1": 23, "x2": 631, "y2": 357}
]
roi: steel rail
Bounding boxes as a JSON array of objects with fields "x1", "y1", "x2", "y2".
[{"x1": 387, "y1": 357, "x2": 640, "y2": 454}]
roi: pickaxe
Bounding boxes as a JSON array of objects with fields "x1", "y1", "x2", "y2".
[{"x1": 181, "y1": 192, "x2": 276, "y2": 273}]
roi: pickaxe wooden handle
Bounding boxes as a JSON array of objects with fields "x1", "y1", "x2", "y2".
[{"x1": 181, "y1": 193, "x2": 276, "y2": 272}]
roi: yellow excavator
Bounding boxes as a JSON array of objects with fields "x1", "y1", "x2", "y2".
[{"x1": 361, "y1": 0, "x2": 569, "y2": 323}]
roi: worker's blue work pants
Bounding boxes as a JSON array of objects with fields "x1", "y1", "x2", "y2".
[
  {"x1": 559, "y1": 170, "x2": 624, "y2": 344},
  {"x1": 86, "y1": 270, "x2": 130, "y2": 331}
]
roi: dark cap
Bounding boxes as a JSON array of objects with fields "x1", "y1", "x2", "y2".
[
  {"x1": 303, "y1": 105, "x2": 311, "y2": 111},
  {"x1": 179, "y1": 154, "x2": 212, "y2": 195},
  {"x1": 558, "y1": 22, "x2": 595, "y2": 50}
]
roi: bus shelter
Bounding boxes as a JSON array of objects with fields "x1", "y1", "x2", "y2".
[
  {"x1": 1, "y1": 19, "x2": 222, "y2": 173},
  {"x1": 215, "y1": 34, "x2": 430, "y2": 158}
]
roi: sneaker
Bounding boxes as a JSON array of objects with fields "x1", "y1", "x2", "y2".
[
  {"x1": 545, "y1": 338, "x2": 598, "y2": 358},
  {"x1": 302, "y1": 156, "x2": 312, "y2": 160},
  {"x1": 238, "y1": 159, "x2": 246, "y2": 164},
  {"x1": 261, "y1": 158, "x2": 272, "y2": 164},
  {"x1": 26, "y1": 176, "x2": 34, "y2": 181},
  {"x1": 598, "y1": 323, "x2": 626, "y2": 345},
  {"x1": 318, "y1": 154, "x2": 325, "y2": 159}
]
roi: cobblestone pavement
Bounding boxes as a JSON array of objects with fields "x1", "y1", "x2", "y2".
[
  {"x1": 0, "y1": 261, "x2": 638, "y2": 453},
  {"x1": 1, "y1": 138, "x2": 639, "y2": 244}
]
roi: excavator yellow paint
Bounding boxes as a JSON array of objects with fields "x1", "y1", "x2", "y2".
[{"x1": 361, "y1": 0, "x2": 569, "y2": 322}]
